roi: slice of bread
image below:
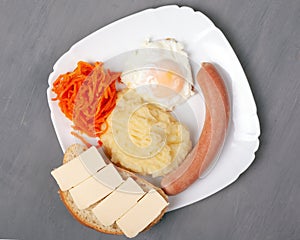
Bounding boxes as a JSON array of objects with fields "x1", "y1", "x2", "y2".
[{"x1": 58, "y1": 144, "x2": 168, "y2": 235}]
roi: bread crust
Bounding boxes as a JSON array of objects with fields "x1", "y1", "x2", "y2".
[{"x1": 58, "y1": 144, "x2": 168, "y2": 235}]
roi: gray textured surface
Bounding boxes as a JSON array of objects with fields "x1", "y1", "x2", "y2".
[{"x1": 0, "y1": 0, "x2": 299, "y2": 239}]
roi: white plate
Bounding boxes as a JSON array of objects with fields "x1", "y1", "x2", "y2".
[{"x1": 47, "y1": 5, "x2": 260, "y2": 211}]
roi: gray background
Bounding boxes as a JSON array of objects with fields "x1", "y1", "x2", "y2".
[{"x1": 0, "y1": 0, "x2": 299, "y2": 239}]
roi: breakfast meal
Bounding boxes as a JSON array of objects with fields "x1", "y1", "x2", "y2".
[{"x1": 50, "y1": 38, "x2": 230, "y2": 237}]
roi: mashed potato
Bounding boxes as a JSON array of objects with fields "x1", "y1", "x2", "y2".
[{"x1": 101, "y1": 89, "x2": 192, "y2": 177}]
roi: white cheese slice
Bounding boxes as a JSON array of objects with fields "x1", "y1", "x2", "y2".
[
  {"x1": 51, "y1": 146, "x2": 106, "y2": 191},
  {"x1": 69, "y1": 164, "x2": 123, "y2": 209},
  {"x1": 116, "y1": 189, "x2": 168, "y2": 238},
  {"x1": 92, "y1": 177, "x2": 145, "y2": 226}
]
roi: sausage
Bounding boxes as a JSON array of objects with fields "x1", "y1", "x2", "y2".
[{"x1": 161, "y1": 63, "x2": 230, "y2": 195}]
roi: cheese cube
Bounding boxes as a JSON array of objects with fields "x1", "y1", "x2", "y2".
[
  {"x1": 92, "y1": 177, "x2": 145, "y2": 226},
  {"x1": 51, "y1": 146, "x2": 106, "y2": 191},
  {"x1": 69, "y1": 164, "x2": 123, "y2": 209},
  {"x1": 116, "y1": 189, "x2": 168, "y2": 238}
]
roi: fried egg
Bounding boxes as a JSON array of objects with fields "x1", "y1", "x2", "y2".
[{"x1": 121, "y1": 39, "x2": 194, "y2": 109}]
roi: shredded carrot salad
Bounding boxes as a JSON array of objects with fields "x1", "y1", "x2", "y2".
[{"x1": 52, "y1": 61, "x2": 121, "y2": 146}]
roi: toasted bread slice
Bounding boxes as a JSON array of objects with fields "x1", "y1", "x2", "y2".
[{"x1": 58, "y1": 144, "x2": 168, "y2": 235}]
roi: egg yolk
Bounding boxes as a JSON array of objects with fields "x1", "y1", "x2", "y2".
[{"x1": 147, "y1": 69, "x2": 185, "y2": 97}]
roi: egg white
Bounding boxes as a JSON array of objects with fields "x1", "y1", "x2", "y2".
[{"x1": 121, "y1": 39, "x2": 194, "y2": 109}]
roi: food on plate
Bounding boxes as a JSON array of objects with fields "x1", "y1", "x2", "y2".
[
  {"x1": 51, "y1": 144, "x2": 168, "y2": 238},
  {"x1": 161, "y1": 63, "x2": 230, "y2": 195},
  {"x1": 121, "y1": 38, "x2": 194, "y2": 109},
  {"x1": 100, "y1": 89, "x2": 192, "y2": 177},
  {"x1": 52, "y1": 61, "x2": 121, "y2": 145},
  {"x1": 50, "y1": 46, "x2": 230, "y2": 236},
  {"x1": 50, "y1": 39, "x2": 230, "y2": 199}
]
